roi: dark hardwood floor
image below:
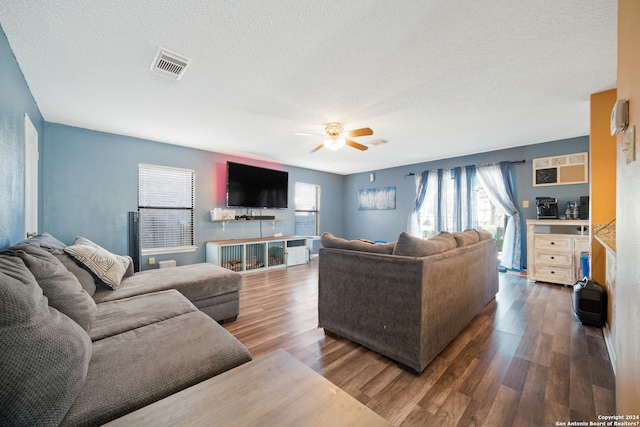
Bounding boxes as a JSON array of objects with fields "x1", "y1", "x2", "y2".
[{"x1": 223, "y1": 258, "x2": 615, "y2": 426}]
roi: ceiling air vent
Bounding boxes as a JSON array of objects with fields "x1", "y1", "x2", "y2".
[
  {"x1": 369, "y1": 138, "x2": 389, "y2": 147},
  {"x1": 150, "y1": 48, "x2": 191, "y2": 80}
]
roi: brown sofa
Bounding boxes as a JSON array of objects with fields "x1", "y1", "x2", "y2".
[{"x1": 318, "y1": 230, "x2": 499, "y2": 373}]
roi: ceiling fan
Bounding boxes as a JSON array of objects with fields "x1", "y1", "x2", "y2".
[{"x1": 297, "y1": 122, "x2": 373, "y2": 153}]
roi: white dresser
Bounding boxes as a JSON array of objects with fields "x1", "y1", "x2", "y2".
[{"x1": 526, "y1": 219, "x2": 590, "y2": 285}]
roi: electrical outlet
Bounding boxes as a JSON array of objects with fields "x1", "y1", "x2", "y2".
[
  {"x1": 522, "y1": 200, "x2": 529, "y2": 208},
  {"x1": 149, "y1": 257, "x2": 156, "y2": 265}
]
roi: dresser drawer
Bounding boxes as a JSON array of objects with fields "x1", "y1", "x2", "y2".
[
  {"x1": 534, "y1": 251, "x2": 573, "y2": 266},
  {"x1": 534, "y1": 265, "x2": 574, "y2": 284},
  {"x1": 534, "y1": 235, "x2": 573, "y2": 251}
]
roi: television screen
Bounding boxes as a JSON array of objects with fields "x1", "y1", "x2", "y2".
[{"x1": 226, "y1": 161, "x2": 289, "y2": 209}]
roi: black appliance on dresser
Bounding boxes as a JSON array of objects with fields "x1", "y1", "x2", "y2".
[
  {"x1": 573, "y1": 278, "x2": 607, "y2": 327},
  {"x1": 579, "y1": 196, "x2": 589, "y2": 219},
  {"x1": 536, "y1": 197, "x2": 558, "y2": 219}
]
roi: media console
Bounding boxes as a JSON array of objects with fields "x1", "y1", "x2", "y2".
[{"x1": 206, "y1": 236, "x2": 309, "y2": 273}]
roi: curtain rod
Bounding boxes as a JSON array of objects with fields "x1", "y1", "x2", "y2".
[{"x1": 404, "y1": 159, "x2": 526, "y2": 178}]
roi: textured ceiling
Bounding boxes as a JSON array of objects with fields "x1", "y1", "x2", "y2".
[{"x1": 0, "y1": 1, "x2": 617, "y2": 174}]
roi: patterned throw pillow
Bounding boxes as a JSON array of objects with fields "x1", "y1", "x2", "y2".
[{"x1": 64, "y1": 237, "x2": 131, "y2": 290}]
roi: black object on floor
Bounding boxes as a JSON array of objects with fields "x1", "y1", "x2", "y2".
[{"x1": 573, "y1": 278, "x2": 607, "y2": 327}]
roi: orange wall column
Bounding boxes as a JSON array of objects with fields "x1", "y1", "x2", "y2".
[{"x1": 589, "y1": 89, "x2": 617, "y2": 289}]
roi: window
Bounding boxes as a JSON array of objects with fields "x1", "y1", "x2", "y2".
[
  {"x1": 417, "y1": 168, "x2": 506, "y2": 255},
  {"x1": 138, "y1": 164, "x2": 196, "y2": 255},
  {"x1": 294, "y1": 182, "x2": 320, "y2": 236}
]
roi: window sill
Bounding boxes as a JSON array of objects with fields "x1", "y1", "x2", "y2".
[{"x1": 141, "y1": 246, "x2": 198, "y2": 256}]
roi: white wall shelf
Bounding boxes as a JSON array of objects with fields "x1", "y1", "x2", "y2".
[{"x1": 210, "y1": 219, "x2": 279, "y2": 231}]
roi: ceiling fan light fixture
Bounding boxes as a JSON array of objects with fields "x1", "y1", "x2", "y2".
[{"x1": 323, "y1": 136, "x2": 345, "y2": 151}]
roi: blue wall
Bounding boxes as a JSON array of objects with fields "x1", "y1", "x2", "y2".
[
  {"x1": 42, "y1": 123, "x2": 345, "y2": 268},
  {"x1": 0, "y1": 26, "x2": 44, "y2": 248},
  {"x1": 343, "y1": 136, "x2": 590, "y2": 268}
]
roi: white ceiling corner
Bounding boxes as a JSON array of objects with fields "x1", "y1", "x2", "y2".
[{"x1": 0, "y1": 0, "x2": 617, "y2": 175}]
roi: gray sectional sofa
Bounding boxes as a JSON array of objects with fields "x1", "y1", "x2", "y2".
[
  {"x1": 1, "y1": 235, "x2": 252, "y2": 426},
  {"x1": 318, "y1": 229, "x2": 499, "y2": 373}
]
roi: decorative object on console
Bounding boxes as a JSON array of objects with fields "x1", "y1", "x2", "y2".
[{"x1": 210, "y1": 208, "x2": 235, "y2": 221}]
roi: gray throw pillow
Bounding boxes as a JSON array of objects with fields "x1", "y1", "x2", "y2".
[
  {"x1": 21, "y1": 232, "x2": 67, "y2": 254},
  {"x1": 0, "y1": 255, "x2": 92, "y2": 426},
  {"x1": 477, "y1": 228, "x2": 494, "y2": 240},
  {"x1": 392, "y1": 231, "x2": 457, "y2": 257},
  {"x1": 4, "y1": 243, "x2": 96, "y2": 331},
  {"x1": 452, "y1": 229, "x2": 480, "y2": 247},
  {"x1": 321, "y1": 232, "x2": 395, "y2": 254},
  {"x1": 64, "y1": 237, "x2": 131, "y2": 290},
  {"x1": 54, "y1": 253, "x2": 98, "y2": 296}
]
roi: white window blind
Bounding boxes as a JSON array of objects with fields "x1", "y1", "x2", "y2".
[
  {"x1": 295, "y1": 182, "x2": 320, "y2": 236},
  {"x1": 138, "y1": 164, "x2": 195, "y2": 254}
]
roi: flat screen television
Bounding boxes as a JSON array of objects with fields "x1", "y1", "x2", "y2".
[{"x1": 226, "y1": 161, "x2": 289, "y2": 209}]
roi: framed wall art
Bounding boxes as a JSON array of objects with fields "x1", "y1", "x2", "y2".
[
  {"x1": 358, "y1": 186, "x2": 396, "y2": 210},
  {"x1": 532, "y1": 152, "x2": 588, "y2": 187}
]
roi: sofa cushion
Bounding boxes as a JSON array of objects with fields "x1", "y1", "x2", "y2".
[
  {"x1": 392, "y1": 231, "x2": 457, "y2": 257},
  {"x1": 90, "y1": 290, "x2": 198, "y2": 341},
  {"x1": 3, "y1": 244, "x2": 96, "y2": 331},
  {"x1": 64, "y1": 237, "x2": 132, "y2": 290},
  {"x1": 0, "y1": 255, "x2": 92, "y2": 427},
  {"x1": 61, "y1": 310, "x2": 252, "y2": 426},
  {"x1": 452, "y1": 229, "x2": 480, "y2": 247},
  {"x1": 320, "y1": 232, "x2": 395, "y2": 254},
  {"x1": 92, "y1": 263, "x2": 243, "y2": 305}
]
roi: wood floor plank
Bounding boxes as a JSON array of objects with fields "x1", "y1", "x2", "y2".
[
  {"x1": 547, "y1": 352, "x2": 571, "y2": 403},
  {"x1": 481, "y1": 385, "x2": 521, "y2": 427},
  {"x1": 221, "y1": 261, "x2": 615, "y2": 426},
  {"x1": 513, "y1": 361, "x2": 549, "y2": 426},
  {"x1": 502, "y1": 356, "x2": 531, "y2": 391}
]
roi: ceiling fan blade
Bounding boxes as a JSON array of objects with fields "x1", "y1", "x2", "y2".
[
  {"x1": 310, "y1": 143, "x2": 324, "y2": 153},
  {"x1": 346, "y1": 127, "x2": 373, "y2": 138},
  {"x1": 345, "y1": 139, "x2": 368, "y2": 151}
]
